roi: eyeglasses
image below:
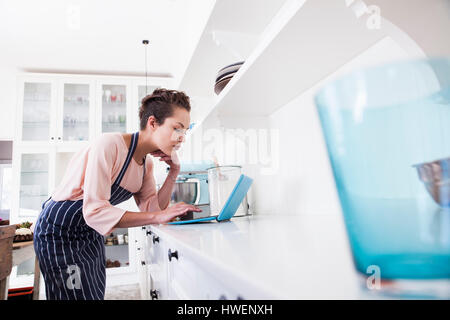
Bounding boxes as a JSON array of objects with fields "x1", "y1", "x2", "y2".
[
  {"x1": 173, "y1": 123, "x2": 195, "y2": 137},
  {"x1": 174, "y1": 128, "x2": 188, "y2": 136}
]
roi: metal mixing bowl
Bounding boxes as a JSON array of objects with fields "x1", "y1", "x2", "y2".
[
  {"x1": 413, "y1": 156, "x2": 450, "y2": 208},
  {"x1": 170, "y1": 181, "x2": 198, "y2": 204}
]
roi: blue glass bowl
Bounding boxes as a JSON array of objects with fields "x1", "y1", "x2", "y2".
[{"x1": 315, "y1": 57, "x2": 450, "y2": 280}]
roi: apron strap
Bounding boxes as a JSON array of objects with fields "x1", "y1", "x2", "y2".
[
  {"x1": 142, "y1": 155, "x2": 147, "y2": 179},
  {"x1": 114, "y1": 132, "x2": 139, "y2": 186}
]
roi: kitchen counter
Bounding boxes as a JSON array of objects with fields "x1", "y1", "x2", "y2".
[{"x1": 148, "y1": 213, "x2": 366, "y2": 299}]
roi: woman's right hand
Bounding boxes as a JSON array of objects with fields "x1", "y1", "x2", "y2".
[{"x1": 155, "y1": 202, "x2": 202, "y2": 224}]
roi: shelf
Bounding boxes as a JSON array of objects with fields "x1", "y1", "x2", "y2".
[
  {"x1": 102, "y1": 123, "x2": 126, "y2": 130},
  {"x1": 102, "y1": 101, "x2": 126, "y2": 106},
  {"x1": 188, "y1": 0, "x2": 389, "y2": 137},
  {"x1": 106, "y1": 265, "x2": 129, "y2": 269},
  {"x1": 63, "y1": 121, "x2": 89, "y2": 127},
  {"x1": 64, "y1": 100, "x2": 89, "y2": 105},
  {"x1": 104, "y1": 244, "x2": 129, "y2": 247},
  {"x1": 177, "y1": 0, "x2": 285, "y2": 96},
  {"x1": 21, "y1": 171, "x2": 48, "y2": 174},
  {"x1": 23, "y1": 99, "x2": 50, "y2": 103},
  {"x1": 22, "y1": 121, "x2": 50, "y2": 128}
]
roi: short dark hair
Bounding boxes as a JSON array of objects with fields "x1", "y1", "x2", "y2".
[{"x1": 139, "y1": 88, "x2": 191, "y2": 130}]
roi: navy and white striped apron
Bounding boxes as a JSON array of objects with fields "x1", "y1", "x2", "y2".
[{"x1": 33, "y1": 132, "x2": 146, "y2": 300}]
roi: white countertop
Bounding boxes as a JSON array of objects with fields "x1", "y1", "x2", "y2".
[{"x1": 148, "y1": 213, "x2": 366, "y2": 299}]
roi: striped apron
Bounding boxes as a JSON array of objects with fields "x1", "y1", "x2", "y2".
[{"x1": 33, "y1": 132, "x2": 145, "y2": 300}]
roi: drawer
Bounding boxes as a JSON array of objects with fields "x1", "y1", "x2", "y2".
[
  {"x1": 196, "y1": 269, "x2": 244, "y2": 300},
  {"x1": 166, "y1": 243, "x2": 198, "y2": 299},
  {"x1": 164, "y1": 241, "x2": 244, "y2": 300}
]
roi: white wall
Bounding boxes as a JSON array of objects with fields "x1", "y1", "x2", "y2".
[
  {"x1": 253, "y1": 36, "x2": 419, "y2": 216},
  {"x1": 0, "y1": 65, "x2": 19, "y2": 140}
]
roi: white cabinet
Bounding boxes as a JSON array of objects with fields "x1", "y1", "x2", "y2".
[
  {"x1": 16, "y1": 74, "x2": 173, "y2": 147},
  {"x1": 11, "y1": 146, "x2": 53, "y2": 219},
  {"x1": 145, "y1": 229, "x2": 170, "y2": 300},
  {"x1": 59, "y1": 79, "x2": 96, "y2": 142},
  {"x1": 17, "y1": 77, "x2": 57, "y2": 144},
  {"x1": 13, "y1": 73, "x2": 173, "y2": 279},
  {"x1": 96, "y1": 80, "x2": 130, "y2": 135},
  {"x1": 141, "y1": 227, "x2": 246, "y2": 300},
  {"x1": 17, "y1": 75, "x2": 96, "y2": 146},
  {"x1": 135, "y1": 226, "x2": 151, "y2": 299}
]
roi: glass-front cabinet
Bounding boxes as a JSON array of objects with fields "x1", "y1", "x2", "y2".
[
  {"x1": 21, "y1": 82, "x2": 52, "y2": 141},
  {"x1": 19, "y1": 80, "x2": 56, "y2": 142},
  {"x1": 18, "y1": 76, "x2": 95, "y2": 145},
  {"x1": 17, "y1": 152, "x2": 50, "y2": 218},
  {"x1": 61, "y1": 82, "x2": 93, "y2": 141},
  {"x1": 101, "y1": 84, "x2": 128, "y2": 133},
  {"x1": 13, "y1": 74, "x2": 173, "y2": 277}
]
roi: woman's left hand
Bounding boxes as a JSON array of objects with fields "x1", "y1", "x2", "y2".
[{"x1": 150, "y1": 149, "x2": 180, "y2": 172}]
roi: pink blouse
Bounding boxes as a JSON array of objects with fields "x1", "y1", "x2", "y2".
[{"x1": 51, "y1": 132, "x2": 161, "y2": 235}]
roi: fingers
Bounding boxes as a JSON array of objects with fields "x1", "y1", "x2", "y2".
[
  {"x1": 185, "y1": 204, "x2": 202, "y2": 212},
  {"x1": 174, "y1": 203, "x2": 202, "y2": 213},
  {"x1": 162, "y1": 204, "x2": 203, "y2": 224}
]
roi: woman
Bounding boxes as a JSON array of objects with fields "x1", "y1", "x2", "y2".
[{"x1": 33, "y1": 88, "x2": 202, "y2": 300}]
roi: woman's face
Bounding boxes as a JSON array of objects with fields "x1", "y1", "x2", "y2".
[{"x1": 151, "y1": 106, "x2": 190, "y2": 155}]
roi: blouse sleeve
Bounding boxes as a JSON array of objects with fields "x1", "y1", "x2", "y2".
[
  {"x1": 83, "y1": 135, "x2": 127, "y2": 236},
  {"x1": 133, "y1": 158, "x2": 162, "y2": 213}
]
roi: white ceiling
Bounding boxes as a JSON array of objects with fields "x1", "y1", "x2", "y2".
[{"x1": 0, "y1": 0, "x2": 214, "y2": 79}]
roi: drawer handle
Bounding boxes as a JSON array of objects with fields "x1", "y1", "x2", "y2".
[
  {"x1": 150, "y1": 289, "x2": 158, "y2": 300},
  {"x1": 146, "y1": 230, "x2": 152, "y2": 235},
  {"x1": 141, "y1": 261, "x2": 145, "y2": 266},
  {"x1": 168, "y1": 249, "x2": 178, "y2": 261},
  {"x1": 152, "y1": 236, "x2": 159, "y2": 244}
]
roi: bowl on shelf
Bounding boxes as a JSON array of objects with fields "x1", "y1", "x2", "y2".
[
  {"x1": 214, "y1": 61, "x2": 244, "y2": 95},
  {"x1": 214, "y1": 76, "x2": 234, "y2": 95}
]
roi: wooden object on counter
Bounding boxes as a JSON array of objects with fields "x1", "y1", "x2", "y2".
[
  {"x1": 0, "y1": 225, "x2": 15, "y2": 300},
  {"x1": 12, "y1": 240, "x2": 40, "y2": 300}
]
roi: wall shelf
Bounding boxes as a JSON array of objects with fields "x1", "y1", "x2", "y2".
[{"x1": 186, "y1": 0, "x2": 392, "y2": 140}]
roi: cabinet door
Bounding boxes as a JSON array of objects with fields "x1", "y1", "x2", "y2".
[
  {"x1": 11, "y1": 147, "x2": 53, "y2": 222},
  {"x1": 130, "y1": 79, "x2": 173, "y2": 132},
  {"x1": 97, "y1": 80, "x2": 131, "y2": 135},
  {"x1": 17, "y1": 78, "x2": 57, "y2": 143},
  {"x1": 196, "y1": 269, "x2": 242, "y2": 300},
  {"x1": 58, "y1": 80, "x2": 96, "y2": 142},
  {"x1": 146, "y1": 231, "x2": 169, "y2": 300},
  {"x1": 136, "y1": 227, "x2": 149, "y2": 299},
  {"x1": 166, "y1": 245, "x2": 197, "y2": 299}
]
